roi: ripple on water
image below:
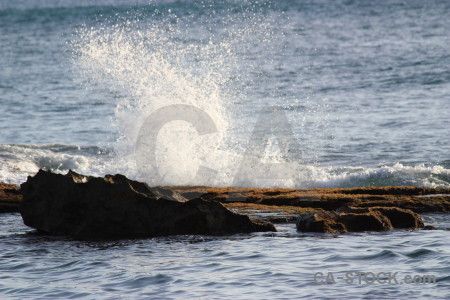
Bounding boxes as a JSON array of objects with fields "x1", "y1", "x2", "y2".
[
  {"x1": 325, "y1": 249, "x2": 399, "y2": 262},
  {"x1": 404, "y1": 248, "x2": 436, "y2": 258},
  {"x1": 0, "y1": 213, "x2": 449, "y2": 299}
]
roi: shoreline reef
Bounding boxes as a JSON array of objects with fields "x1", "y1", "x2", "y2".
[
  {"x1": 170, "y1": 185, "x2": 450, "y2": 223},
  {"x1": 1, "y1": 170, "x2": 449, "y2": 238}
]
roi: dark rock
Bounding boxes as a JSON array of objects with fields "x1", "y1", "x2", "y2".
[
  {"x1": 336, "y1": 206, "x2": 424, "y2": 229},
  {"x1": 296, "y1": 211, "x2": 346, "y2": 234},
  {"x1": 0, "y1": 183, "x2": 22, "y2": 213},
  {"x1": 370, "y1": 207, "x2": 424, "y2": 229},
  {"x1": 20, "y1": 170, "x2": 276, "y2": 239},
  {"x1": 339, "y1": 211, "x2": 393, "y2": 232},
  {"x1": 422, "y1": 225, "x2": 437, "y2": 230},
  {"x1": 297, "y1": 206, "x2": 424, "y2": 233}
]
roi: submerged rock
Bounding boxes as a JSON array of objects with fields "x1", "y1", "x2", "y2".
[
  {"x1": 296, "y1": 207, "x2": 424, "y2": 233},
  {"x1": 20, "y1": 170, "x2": 276, "y2": 239}
]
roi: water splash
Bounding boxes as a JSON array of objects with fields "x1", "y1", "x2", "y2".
[
  {"x1": 68, "y1": 5, "x2": 450, "y2": 190},
  {"x1": 73, "y1": 5, "x2": 285, "y2": 186}
]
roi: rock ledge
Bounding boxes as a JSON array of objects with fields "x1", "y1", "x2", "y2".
[
  {"x1": 20, "y1": 170, "x2": 275, "y2": 239},
  {"x1": 296, "y1": 207, "x2": 424, "y2": 233}
]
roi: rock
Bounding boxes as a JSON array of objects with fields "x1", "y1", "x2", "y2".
[
  {"x1": 296, "y1": 207, "x2": 424, "y2": 233},
  {"x1": 0, "y1": 183, "x2": 21, "y2": 213},
  {"x1": 422, "y1": 225, "x2": 437, "y2": 230},
  {"x1": 222, "y1": 202, "x2": 322, "y2": 223},
  {"x1": 370, "y1": 207, "x2": 424, "y2": 229},
  {"x1": 336, "y1": 206, "x2": 424, "y2": 229},
  {"x1": 20, "y1": 170, "x2": 276, "y2": 239},
  {"x1": 339, "y1": 211, "x2": 393, "y2": 232},
  {"x1": 171, "y1": 186, "x2": 450, "y2": 213},
  {"x1": 296, "y1": 211, "x2": 346, "y2": 234}
]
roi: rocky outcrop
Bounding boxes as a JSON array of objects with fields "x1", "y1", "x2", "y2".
[
  {"x1": 20, "y1": 170, "x2": 276, "y2": 239},
  {"x1": 0, "y1": 183, "x2": 22, "y2": 213},
  {"x1": 171, "y1": 186, "x2": 450, "y2": 213},
  {"x1": 3, "y1": 172, "x2": 447, "y2": 235},
  {"x1": 296, "y1": 207, "x2": 424, "y2": 233},
  {"x1": 296, "y1": 211, "x2": 347, "y2": 233},
  {"x1": 4, "y1": 183, "x2": 449, "y2": 216},
  {"x1": 336, "y1": 206, "x2": 424, "y2": 228}
]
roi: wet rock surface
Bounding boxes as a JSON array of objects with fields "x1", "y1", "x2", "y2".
[
  {"x1": 2, "y1": 172, "x2": 449, "y2": 235},
  {"x1": 19, "y1": 170, "x2": 275, "y2": 239},
  {"x1": 171, "y1": 186, "x2": 450, "y2": 213},
  {"x1": 0, "y1": 183, "x2": 22, "y2": 213},
  {"x1": 172, "y1": 186, "x2": 444, "y2": 233},
  {"x1": 296, "y1": 207, "x2": 424, "y2": 233}
]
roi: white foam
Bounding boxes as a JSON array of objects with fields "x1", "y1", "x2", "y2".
[
  {"x1": 0, "y1": 144, "x2": 102, "y2": 185},
  {"x1": 2, "y1": 144, "x2": 450, "y2": 189},
  {"x1": 72, "y1": 9, "x2": 281, "y2": 186}
]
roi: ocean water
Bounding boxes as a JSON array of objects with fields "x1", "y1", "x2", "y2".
[
  {"x1": 1, "y1": 0, "x2": 450, "y2": 188},
  {"x1": 0, "y1": 213, "x2": 449, "y2": 299},
  {"x1": 1, "y1": 0, "x2": 449, "y2": 298}
]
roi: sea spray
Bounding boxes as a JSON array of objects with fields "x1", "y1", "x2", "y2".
[
  {"x1": 72, "y1": 4, "x2": 297, "y2": 187},
  {"x1": 70, "y1": 4, "x2": 446, "y2": 189}
]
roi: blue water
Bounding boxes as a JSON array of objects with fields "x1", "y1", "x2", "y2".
[
  {"x1": 0, "y1": 213, "x2": 449, "y2": 299},
  {"x1": 1, "y1": 0, "x2": 449, "y2": 298}
]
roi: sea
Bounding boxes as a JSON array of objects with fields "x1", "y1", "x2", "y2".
[{"x1": 0, "y1": 0, "x2": 449, "y2": 298}]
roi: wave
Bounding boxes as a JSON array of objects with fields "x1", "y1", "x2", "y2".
[
  {"x1": 2, "y1": 144, "x2": 450, "y2": 188},
  {"x1": 0, "y1": 144, "x2": 111, "y2": 185},
  {"x1": 297, "y1": 163, "x2": 450, "y2": 188}
]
